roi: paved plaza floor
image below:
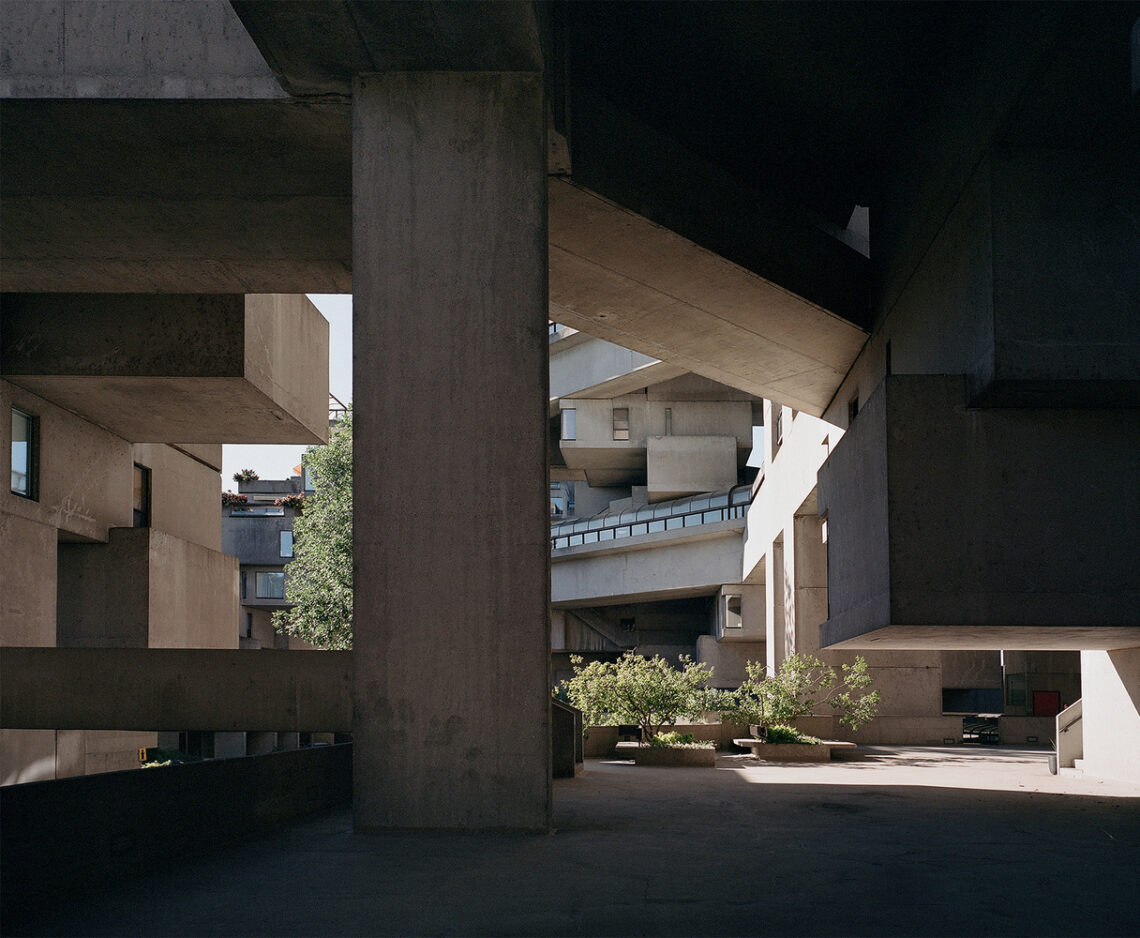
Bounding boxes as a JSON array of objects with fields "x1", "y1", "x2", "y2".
[{"x1": 7, "y1": 746, "x2": 1140, "y2": 937}]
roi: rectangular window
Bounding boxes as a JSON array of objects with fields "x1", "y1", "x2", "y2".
[
  {"x1": 560, "y1": 408, "x2": 576, "y2": 441},
  {"x1": 245, "y1": 612, "x2": 253, "y2": 638},
  {"x1": 280, "y1": 530, "x2": 294, "y2": 558},
  {"x1": 773, "y1": 407, "x2": 783, "y2": 446},
  {"x1": 303, "y1": 466, "x2": 316, "y2": 492},
  {"x1": 612, "y1": 407, "x2": 630, "y2": 441},
  {"x1": 10, "y1": 408, "x2": 38, "y2": 499},
  {"x1": 255, "y1": 571, "x2": 285, "y2": 600},
  {"x1": 240, "y1": 571, "x2": 247, "y2": 600},
  {"x1": 132, "y1": 463, "x2": 151, "y2": 527}
]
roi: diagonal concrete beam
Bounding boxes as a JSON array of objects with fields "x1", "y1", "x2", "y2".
[{"x1": 549, "y1": 179, "x2": 868, "y2": 417}]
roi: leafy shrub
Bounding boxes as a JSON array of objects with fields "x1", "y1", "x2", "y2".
[
  {"x1": 274, "y1": 493, "x2": 308, "y2": 511},
  {"x1": 650, "y1": 731, "x2": 713, "y2": 749},
  {"x1": 762, "y1": 724, "x2": 820, "y2": 745},
  {"x1": 222, "y1": 491, "x2": 248, "y2": 507},
  {"x1": 558, "y1": 652, "x2": 717, "y2": 743},
  {"x1": 719, "y1": 653, "x2": 880, "y2": 735},
  {"x1": 233, "y1": 468, "x2": 259, "y2": 483}
]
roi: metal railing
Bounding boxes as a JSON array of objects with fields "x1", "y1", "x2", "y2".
[{"x1": 550, "y1": 484, "x2": 751, "y2": 551}]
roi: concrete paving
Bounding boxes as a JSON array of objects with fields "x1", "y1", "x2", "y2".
[{"x1": 7, "y1": 746, "x2": 1139, "y2": 937}]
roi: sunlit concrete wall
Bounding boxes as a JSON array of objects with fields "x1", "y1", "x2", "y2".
[{"x1": 1080, "y1": 649, "x2": 1140, "y2": 784}]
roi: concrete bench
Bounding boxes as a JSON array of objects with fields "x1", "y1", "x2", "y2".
[{"x1": 732, "y1": 738, "x2": 857, "y2": 762}]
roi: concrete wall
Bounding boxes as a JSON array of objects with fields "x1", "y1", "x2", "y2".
[
  {"x1": 1, "y1": 294, "x2": 329, "y2": 443},
  {"x1": 0, "y1": 512, "x2": 57, "y2": 646},
  {"x1": 0, "y1": 0, "x2": 287, "y2": 99},
  {"x1": 550, "y1": 335, "x2": 660, "y2": 400},
  {"x1": 696, "y1": 635, "x2": 766, "y2": 689},
  {"x1": 133, "y1": 443, "x2": 222, "y2": 550},
  {"x1": 819, "y1": 376, "x2": 1140, "y2": 648},
  {"x1": 56, "y1": 528, "x2": 237, "y2": 649},
  {"x1": 222, "y1": 507, "x2": 298, "y2": 565},
  {"x1": 1, "y1": 744, "x2": 352, "y2": 929},
  {"x1": 1079, "y1": 648, "x2": 1140, "y2": 784},
  {"x1": 647, "y1": 435, "x2": 737, "y2": 501},
  {"x1": 1, "y1": 647, "x2": 351, "y2": 733},
  {"x1": 552, "y1": 525, "x2": 744, "y2": 606},
  {"x1": 1, "y1": 379, "x2": 132, "y2": 543},
  {"x1": 146, "y1": 529, "x2": 238, "y2": 648}
]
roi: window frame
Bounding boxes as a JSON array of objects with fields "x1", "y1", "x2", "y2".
[
  {"x1": 132, "y1": 463, "x2": 151, "y2": 527},
  {"x1": 10, "y1": 407, "x2": 39, "y2": 500},
  {"x1": 612, "y1": 407, "x2": 630, "y2": 441},
  {"x1": 280, "y1": 530, "x2": 294, "y2": 558},
  {"x1": 255, "y1": 571, "x2": 286, "y2": 600}
]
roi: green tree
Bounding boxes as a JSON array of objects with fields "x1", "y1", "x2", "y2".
[
  {"x1": 273, "y1": 409, "x2": 353, "y2": 649},
  {"x1": 559, "y1": 652, "x2": 717, "y2": 742},
  {"x1": 718, "y1": 653, "x2": 880, "y2": 738}
]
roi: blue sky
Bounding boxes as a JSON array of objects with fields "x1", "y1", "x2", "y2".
[{"x1": 220, "y1": 294, "x2": 352, "y2": 487}]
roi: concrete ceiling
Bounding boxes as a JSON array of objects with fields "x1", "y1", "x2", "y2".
[{"x1": 3, "y1": 1, "x2": 1131, "y2": 414}]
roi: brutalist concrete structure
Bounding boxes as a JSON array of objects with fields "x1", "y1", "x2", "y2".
[{"x1": 2, "y1": 1, "x2": 1136, "y2": 831}]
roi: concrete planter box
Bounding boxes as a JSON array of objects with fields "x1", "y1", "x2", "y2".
[
  {"x1": 615, "y1": 741, "x2": 716, "y2": 767},
  {"x1": 734, "y1": 738, "x2": 856, "y2": 761}
]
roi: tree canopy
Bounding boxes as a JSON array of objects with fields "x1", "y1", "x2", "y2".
[
  {"x1": 559, "y1": 652, "x2": 717, "y2": 742},
  {"x1": 273, "y1": 409, "x2": 353, "y2": 649}
]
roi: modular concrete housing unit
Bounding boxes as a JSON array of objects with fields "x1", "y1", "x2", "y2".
[{"x1": 1, "y1": 0, "x2": 1137, "y2": 840}]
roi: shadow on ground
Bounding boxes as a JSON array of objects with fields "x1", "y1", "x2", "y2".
[{"x1": 5, "y1": 747, "x2": 1138, "y2": 937}]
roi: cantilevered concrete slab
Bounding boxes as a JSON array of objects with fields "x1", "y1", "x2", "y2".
[
  {"x1": 549, "y1": 180, "x2": 868, "y2": 417},
  {"x1": 818, "y1": 376, "x2": 1140, "y2": 652},
  {"x1": 1, "y1": 293, "x2": 329, "y2": 444}
]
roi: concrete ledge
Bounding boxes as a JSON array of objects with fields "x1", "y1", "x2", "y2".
[
  {"x1": 616, "y1": 741, "x2": 716, "y2": 767},
  {"x1": 0, "y1": 647, "x2": 352, "y2": 731},
  {"x1": 0, "y1": 744, "x2": 351, "y2": 919},
  {"x1": 733, "y1": 739, "x2": 857, "y2": 762}
]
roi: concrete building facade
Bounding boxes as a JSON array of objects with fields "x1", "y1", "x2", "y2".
[
  {"x1": 1, "y1": 294, "x2": 329, "y2": 784},
  {"x1": 1, "y1": 2, "x2": 1136, "y2": 830}
]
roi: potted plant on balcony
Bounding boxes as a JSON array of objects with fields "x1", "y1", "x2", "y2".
[
  {"x1": 222, "y1": 491, "x2": 248, "y2": 507},
  {"x1": 233, "y1": 468, "x2": 259, "y2": 483}
]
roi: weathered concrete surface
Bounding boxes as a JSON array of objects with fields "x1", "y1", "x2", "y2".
[
  {"x1": 552, "y1": 523, "x2": 744, "y2": 607},
  {"x1": 351, "y1": 71, "x2": 550, "y2": 831},
  {"x1": 0, "y1": 0, "x2": 286, "y2": 99},
  {"x1": 2, "y1": 294, "x2": 329, "y2": 444},
  {"x1": 132, "y1": 444, "x2": 223, "y2": 551},
  {"x1": 55, "y1": 528, "x2": 237, "y2": 649},
  {"x1": 819, "y1": 375, "x2": 1140, "y2": 650},
  {"x1": 0, "y1": 648, "x2": 351, "y2": 732},
  {"x1": 548, "y1": 179, "x2": 868, "y2": 417},
  {"x1": 1, "y1": 379, "x2": 132, "y2": 543},
  {"x1": 646, "y1": 435, "x2": 737, "y2": 502},
  {"x1": 9, "y1": 748, "x2": 1138, "y2": 938}
]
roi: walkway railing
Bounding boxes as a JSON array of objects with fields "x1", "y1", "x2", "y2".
[
  {"x1": 1056, "y1": 698, "x2": 1083, "y2": 768},
  {"x1": 551, "y1": 484, "x2": 751, "y2": 551}
]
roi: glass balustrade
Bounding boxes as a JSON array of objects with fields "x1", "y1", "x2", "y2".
[{"x1": 550, "y1": 483, "x2": 752, "y2": 551}]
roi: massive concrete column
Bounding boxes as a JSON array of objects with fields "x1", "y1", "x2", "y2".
[{"x1": 352, "y1": 72, "x2": 550, "y2": 830}]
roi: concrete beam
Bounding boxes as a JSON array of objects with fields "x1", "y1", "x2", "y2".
[
  {"x1": 0, "y1": 648, "x2": 352, "y2": 731},
  {"x1": 549, "y1": 179, "x2": 867, "y2": 417},
  {"x1": 552, "y1": 523, "x2": 744, "y2": 607},
  {"x1": 1, "y1": 293, "x2": 329, "y2": 444},
  {"x1": 232, "y1": 1, "x2": 543, "y2": 95},
  {"x1": 818, "y1": 375, "x2": 1140, "y2": 651}
]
